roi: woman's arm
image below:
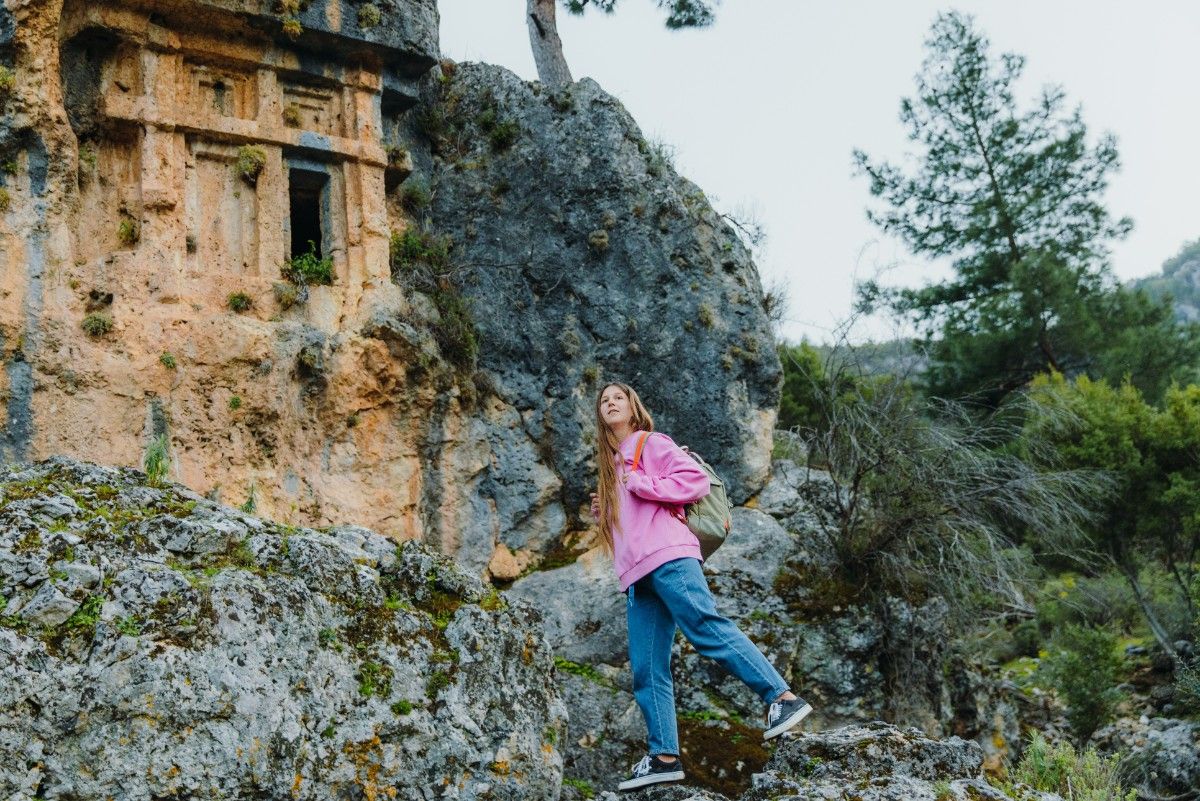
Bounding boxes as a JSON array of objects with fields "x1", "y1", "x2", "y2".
[{"x1": 624, "y1": 433, "x2": 711, "y2": 504}]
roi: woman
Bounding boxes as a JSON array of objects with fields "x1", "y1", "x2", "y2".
[{"x1": 589, "y1": 382, "x2": 813, "y2": 791}]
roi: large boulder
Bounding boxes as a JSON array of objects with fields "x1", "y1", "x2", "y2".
[
  {"x1": 419, "y1": 60, "x2": 784, "y2": 519},
  {"x1": 0, "y1": 457, "x2": 566, "y2": 800}
]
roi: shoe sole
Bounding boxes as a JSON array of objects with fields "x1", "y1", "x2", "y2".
[
  {"x1": 763, "y1": 703, "x2": 813, "y2": 740},
  {"x1": 617, "y1": 770, "x2": 685, "y2": 791}
]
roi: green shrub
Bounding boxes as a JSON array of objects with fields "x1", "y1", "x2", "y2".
[
  {"x1": 0, "y1": 66, "x2": 14, "y2": 94},
  {"x1": 159, "y1": 352, "x2": 177, "y2": 370},
  {"x1": 236, "y1": 146, "x2": 267, "y2": 185},
  {"x1": 282, "y1": 241, "x2": 333, "y2": 285},
  {"x1": 998, "y1": 730, "x2": 1136, "y2": 801},
  {"x1": 399, "y1": 180, "x2": 430, "y2": 214},
  {"x1": 62, "y1": 594, "x2": 103, "y2": 633},
  {"x1": 117, "y1": 218, "x2": 139, "y2": 247},
  {"x1": 0, "y1": 187, "x2": 9, "y2": 212},
  {"x1": 143, "y1": 433, "x2": 170, "y2": 487},
  {"x1": 228, "y1": 395, "x2": 242, "y2": 411},
  {"x1": 1039, "y1": 624, "x2": 1124, "y2": 742},
  {"x1": 587, "y1": 230, "x2": 609, "y2": 251},
  {"x1": 488, "y1": 119, "x2": 519, "y2": 151},
  {"x1": 282, "y1": 102, "x2": 302, "y2": 127},
  {"x1": 358, "y1": 3, "x2": 381, "y2": 28},
  {"x1": 227, "y1": 292, "x2": 253, "y2": 312},
  {"x1": 281, "y1": 17, "x2": 302, "y2": 40},
  {"x1": 388, "y1": 228, "x2": 477, "y2": 368},
  {"x1": 82, "y1": 312, "x2": 113, "y2": 337}
]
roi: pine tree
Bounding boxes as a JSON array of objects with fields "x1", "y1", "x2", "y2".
[{"x1": 854, "y1": 11, "x2": 1198, "y2": 405}]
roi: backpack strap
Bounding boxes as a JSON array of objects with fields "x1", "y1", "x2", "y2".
[{"x1": 630, "y1": 431, "x2": 651, "y2": 473}]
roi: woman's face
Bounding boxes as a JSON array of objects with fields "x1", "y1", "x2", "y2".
[{"x1": 600, "y1": 386, "x2": 633, "y2": 431}]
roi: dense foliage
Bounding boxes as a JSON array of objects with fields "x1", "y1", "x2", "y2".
[{"x1": 853, "y1": 11, "x2": 1200, "y2": 405}]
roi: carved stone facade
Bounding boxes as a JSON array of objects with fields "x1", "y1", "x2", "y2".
[{"x1": 0, "y1": 1, "x2": 457, "y2": 543}]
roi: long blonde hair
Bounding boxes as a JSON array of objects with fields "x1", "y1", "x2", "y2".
[{"x1": 594, "y1": 382, "x2": 655, "y2": 554}]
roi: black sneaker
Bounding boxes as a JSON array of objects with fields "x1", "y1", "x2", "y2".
[
  {"x1": 617, "y1": 754, "x2": 685, "y2": 791},
  {"x1": 764, "y1": 696, "x2": 813, "y2": 740}
]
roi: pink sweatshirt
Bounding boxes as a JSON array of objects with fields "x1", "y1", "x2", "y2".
[{"x1": 599, "y1": 430, "x2": 712, "y2": 592}]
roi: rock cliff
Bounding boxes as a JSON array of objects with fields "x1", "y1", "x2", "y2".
[{"x1": 0, "y1": 0, "x2": 781, "y2": 584}]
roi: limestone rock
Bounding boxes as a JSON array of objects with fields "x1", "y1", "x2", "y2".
[
  {"x1": 0, "y1": 457, "x2": 566, "y2": 800},
  {"x1": 422, "y1": 61, "x2": 784, "y2": 515},
  {"x1": 1092, "y1": 716, "x2": 1200, "y2": 799},
  {"x1": 741, "y1": 722, "x2": 1060, "y2": 801}
]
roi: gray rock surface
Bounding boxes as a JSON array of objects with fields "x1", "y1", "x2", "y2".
[
  {"x1": 419, "y1": 61, "x2": 784, "y2": 519},
  {"x1": 741, "y1": 722, "x2": 1061, "y2": 801},
  {"x1": 1092, "y1": 716, "x2": 1200, "y2": 799},
  {"x1": 564, "y1": 722, "x2": 1061, "y2": 801},
  {"x1": 0, "y1": 457, "x2": 566, "y2": 800}
]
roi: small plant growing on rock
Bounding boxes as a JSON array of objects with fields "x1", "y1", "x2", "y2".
[
  {"x1": 282, "y1": 241, "x2": 333, "y2": 285},
  {"x1": 143, "y1": 433, "x2": 170, "y2": 486},
  {"x1": 227, "y1": 291, "x2": 253, "y2": 312},
  {"x1": 236, "y1": 145, "x2": 267, "y2": 185},
  {"x1": 240, "y1": 481, "x2": 257, "y2": 513},
  {"x1": 282, "y1": 102, "x2": 302, "y2": 127},
  {"x1": 357, "y1": 3, "x2": 382, "y2": 28},
  {"x1": 273, "y1": 281, "x2": 303, "y2": 310},
  {"x1": 0, "y1": 66, "x2": 14, "y2": 94},
  {"x1": 587, "y1": 229, "x2": 609, "y2": 252},
  {"x1": 62, "y1": 594, "x2": 103, "y2": 634},
  {"x1": 0, "y1": 187, "x2": 10, "y2": 212},
  {"x1": 159, "y1": 352, "x2": 176, "y2": 369},
  {"x1": 117, "y1": 218, "x2": 139, "y2": 247},
  {"x1": 281, "y1": 16, "x2": 302, "y2": 39},
  {"x1": 358, "y1": 661, "x2": 393, "y2": 698},
  {"x1": 697, "y1": 302, "x2": 715, "y2": 328},
  {"x1": 1, "y1": 160, "x2": 16, "y2": 176},
  {"x1": 488, "y1": 119, "x2": 519, "y2": 151},
  {"x1": 228, "y1": 395, "x2": 242, "y2": 411},
  {"x1": 115, "y1": 616, "x2": 141, "y2": 637},
  {"x1": 644, "y1": 137, "x2": 676, "y2": 177},
  {"x1": 391, "y1": 700, "x2": 413, "y2": 715},
  {"x1": 78, "y1": 143, "x2": 97, "y2": 171},
  {"x1": 399, "y1": 179, "x2": 430, "y2": 214},
  {"x1": 81, "y1": 312, "x2": 113, "y2": 337}
]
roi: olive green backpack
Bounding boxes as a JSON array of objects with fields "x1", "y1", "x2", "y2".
[{"x1": 631, "y1": 431, "x2": 733, "y2": 559}]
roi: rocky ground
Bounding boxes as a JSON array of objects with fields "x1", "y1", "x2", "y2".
[{"x1": 3, "y1": 457, "x2": 1197, "y2": 800}]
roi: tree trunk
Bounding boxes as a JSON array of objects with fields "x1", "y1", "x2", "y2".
[
  {"x1": 1117, "y1": 558, "x2": 1181, "y2": 667},
  {"x1": 526, "y1": 0, "x2": 573, "y2": 89}
]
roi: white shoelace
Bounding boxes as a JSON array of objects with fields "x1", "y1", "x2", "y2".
[
  {"x1": 632, "y1": 755, "x2": 652, "y2": 777},
  {"x1": 768, "y1": 701, "x2": 782, "y2": 724}
]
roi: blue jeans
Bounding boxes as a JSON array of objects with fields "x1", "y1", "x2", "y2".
[{"x1": 626, "y1": 557, "x2": 790, "y2": 756}]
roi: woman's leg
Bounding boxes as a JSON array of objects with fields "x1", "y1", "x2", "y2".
[
  {"x1": 648, "y1": 557, "x2": 790, "y2": 704},
  {"x1": 626, "y1": 577, "x2": 681, "y2": 757}
]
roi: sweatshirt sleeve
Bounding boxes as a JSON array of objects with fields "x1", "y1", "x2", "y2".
[{"x1": 624, "y1": 433, "x2": 711, "y2": 504}]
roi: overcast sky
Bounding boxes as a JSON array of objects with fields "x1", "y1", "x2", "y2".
[{"x1": 439, "y1": 1, "x2": 1200, "y2": 345}]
